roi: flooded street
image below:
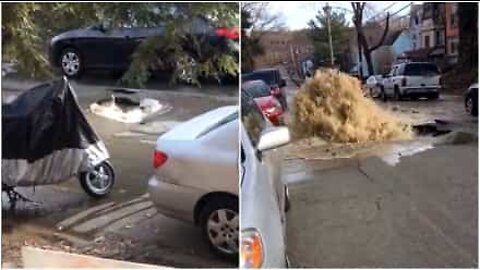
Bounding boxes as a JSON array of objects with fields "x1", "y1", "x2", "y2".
[
  {"x1": 282, "y1": 74, "x2": 478, "y2": 267},
  {"x1": 1, "y1": 76, "x2": 237, "y2": 268}
]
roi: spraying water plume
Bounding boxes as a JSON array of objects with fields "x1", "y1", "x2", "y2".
[{"x1": 291, "y1": 69, "x2": 413, "y2": 143}]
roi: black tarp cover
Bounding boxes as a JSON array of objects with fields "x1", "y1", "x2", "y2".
[{"x1": 2, "y1": 78, "x2": 108, "y2": 186}]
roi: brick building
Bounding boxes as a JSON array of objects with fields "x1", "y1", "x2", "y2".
[{"x1": 253, "y1": 30, "x2": 314, "y2": 75}]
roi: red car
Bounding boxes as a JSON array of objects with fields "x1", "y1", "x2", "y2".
[{"x1": 242, "y1": 80, "x2": 284, "y2": 125}]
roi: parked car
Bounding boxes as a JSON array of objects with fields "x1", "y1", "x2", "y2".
[
  {"x1": 465, "y1": 83, "x2": 478, "y2": 116},
  {"x1": 147, "y1": 106, "x2": 238, "y2": 259},
  {"x1": 381, "y1": 62, "x2": 441, "y2": 101},
  {"x1": 365, "y1": 74, "x2": 384, "y2": 98},
  {"x1": 242, "y1": 68, "x2": 288, "y2": 110},
  {"x1": 242, "y1": 80, "x2": 284, "y2": 126},
  {"x1": 48, "y1": 16, "x2": 239, "y2": 78},
  {"x1": 240, "y1": 92, "x2": 290, "y2": 268}
]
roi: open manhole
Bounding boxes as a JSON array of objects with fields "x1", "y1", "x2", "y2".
[
  {"x1": 412, "y1": 120, "x2": 452, "y2": 137},
  {"x1": 90, "y1": 89, "x2": 167, "y2": 123}
]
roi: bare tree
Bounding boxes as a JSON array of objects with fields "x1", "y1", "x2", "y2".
[
  {"x1": 241, "y1": 2, "x2": 285, "y2": 35},
  {"x1": 351, "y1": 2, "x2": 390, "y2": 76},
  {"x1": 241, "y1": 2, "x2": 285, "y2": 72}
]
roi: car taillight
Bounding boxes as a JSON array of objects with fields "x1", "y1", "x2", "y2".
[
  {"x1": 215, "y1": 27, "x2": 239, "y2": 40},
  {"x1": 153, "y1": 150, "x2": 168, "y2": 169},
  {"x1": 402, "y1": 77, "x2": 407, "y2": 87},
  {"x1": 240, "y1": 229, "x2": 264, "y2": 268},
  {"x1": 265, "y1": 99, "x2": 282, "y2": 115}
]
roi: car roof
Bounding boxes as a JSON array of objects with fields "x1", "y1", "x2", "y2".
[
  {"x1": 251, "y1": 68, "x2": 279, "y2": 72},
  {"x1": 242, "y1": 79, "x2": 268, "y2": 88}
]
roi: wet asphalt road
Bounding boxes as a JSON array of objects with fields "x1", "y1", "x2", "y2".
[
  {"x1": 281, "y1": 75, "x2": 478, "y2": 267},
  {"x1": 2, "y1": 75, "x2": 237, "y2": 268}
]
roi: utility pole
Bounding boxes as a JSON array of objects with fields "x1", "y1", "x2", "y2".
[{"x1": 324, "y1": 3, "x2": 335, "y2": 67}]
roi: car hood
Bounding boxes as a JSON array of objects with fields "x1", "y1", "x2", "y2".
[{"x1": 159, "y1": 105, "x2": 238, "y2": 141}]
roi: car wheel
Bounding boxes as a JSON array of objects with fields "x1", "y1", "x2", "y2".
[
  {"x1": 60, "y1": 47, "x2": 83, "y2": 78},
  {"x1": 466, "y1": 95, "x2": 478, "y2": 116},
  {"x1": 80, "y1": 161, "x2": 115, "y2": 198},
  {"x1": 381, "y1": 87, "x2": 387, "y2": 102},
  {"x1": 429, "y1": 92, "x2": 439, "y2": 100},
  {"x1": 394, "y1": 87, "x2": 402, "y2": 101},
  {"x1": 200, "y1": 197, "x2": 238, "y2": 260}
]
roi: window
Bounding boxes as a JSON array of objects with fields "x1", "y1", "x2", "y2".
[
  {"x1": 242, "y1": 70, "x2": 279, "y2": 85},
  {"x1": 435, "y1": 31, "x2": 443, "y2": 45},
  {"x1": 242, "y1": 81, "x2": 271, "y2": 98},
  {"x1": 404, "y1": 63, "x2": 440, "y2": 76},
  {"x1": 425, "y1": 35, "x2": 430, "y2": 48},
  {"x1": 450, "y1": 14, "x2": 456, "y2": 26},
  {"x1": 415, "y1": 16, "x2": 419, "y2": 25},
  {"x1": 450, "y1": 41, "x2": 457, "y2": 54}
]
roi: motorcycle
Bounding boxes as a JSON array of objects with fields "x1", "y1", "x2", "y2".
[{"x1": 2, "y1": 77, "x2": 115, "y2": 204}]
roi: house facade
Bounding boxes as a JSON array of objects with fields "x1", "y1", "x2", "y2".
[
  {"x1": 350, "y1": 28, "x2": 414, "y2": 76},
  {"x1": 445, "y1": 2, "x2": 459, "y2": 64},
  {"x1": 410, "y1": 4, "x2": 423, "y2": 50}
]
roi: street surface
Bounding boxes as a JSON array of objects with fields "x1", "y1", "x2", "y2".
[
  {"x1": 1, "y1": 74, "x2": 237, "y2": 268},
  {"x1": 279, "y1": 68, "x2": 478, "y2": 268}
]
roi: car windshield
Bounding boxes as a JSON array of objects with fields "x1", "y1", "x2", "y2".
[
  {"x1": 243, "y1": 71, "x2": 278, "y2": 85},
  {"x1": 241, "y1": 91, "x2": 266, "y2": 148},
  {"x1": 404, "y1": 63, "x2": 439, "y2": 76},
  {"x1": 243, "y1": 82, "x2": 271, "y2": 98}
]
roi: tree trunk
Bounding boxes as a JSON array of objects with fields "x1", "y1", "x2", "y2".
[
  {"x1": 357, "y1": 33, "x2": 363, "y2": 78},
  {"x1": 363, "y1": 49, "x2": 375, "y2": 76},
  {"x1": 351, "y1": 2, "x2": 390, "y2": 77}
]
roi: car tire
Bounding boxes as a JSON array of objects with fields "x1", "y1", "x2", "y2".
[
  {"x1": 381, "y1": 87, "x2": 387, "y2": 102},
  {"x1": 80, "y1": 161, "x2": 115, "y2": 198},
  {"x1": 199, "y1": 196, "x2": 239, "y2": 260},
  {"x1": 466, "y1": 95, "x2": 478, "y2": 116},
  {"x1": 59, "y1": 47, "x2": 84, "y2": 78},
  {"x1": 394, "y1": 87, "x2": 402, "y2": 101},
  {"x1": 429, "y1": 92, "x2": 439, "y2": 100}
]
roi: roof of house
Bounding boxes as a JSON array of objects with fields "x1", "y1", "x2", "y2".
[{"x1": 382, "y1": 30, "x2": 406, "y2": 46}]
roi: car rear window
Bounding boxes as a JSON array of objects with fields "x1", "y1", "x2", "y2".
[
  {"x1": 404, "y1": 63, "x2": 439, "y2": 76},
  {"x1": 242, "y1": 70, "x2": 279, "y2": 85},
  {"x1": 242, "y1": 81, "x2": 271, "y2": 98},
  {"x1": 196, "y1": 112, "x2": 238, "y2": 138}
]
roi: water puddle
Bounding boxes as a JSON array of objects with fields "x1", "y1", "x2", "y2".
[{"x1": 374, "y1": 141, "x2": 434, "y2": 166}]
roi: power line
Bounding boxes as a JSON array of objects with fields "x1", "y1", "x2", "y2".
[
  {"x1": 373, "y1": 3, "x2": 412, "y2": 25},
  {"x1": 366, "y1": 2, "x2": 398, "y2": 22}
]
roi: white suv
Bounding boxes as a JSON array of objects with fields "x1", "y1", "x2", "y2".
[{"x1": 381, "y1": 62, "x2": 441, "y2": 101}]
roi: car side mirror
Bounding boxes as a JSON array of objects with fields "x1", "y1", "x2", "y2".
[
  {"x1": 257, "y1": 127, "x2": 290, "y2": 152},
  {"x1": 280, "y1": 79, "x2": 286, "y2": 87}
]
